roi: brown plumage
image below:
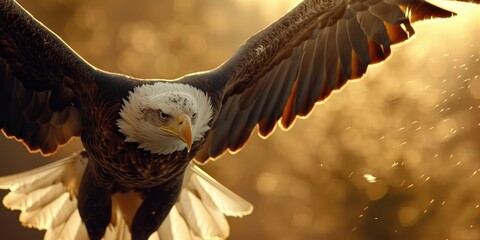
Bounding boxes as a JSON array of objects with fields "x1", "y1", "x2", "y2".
[{"x1": 0, "y1": 0, "x2": 476, "y2": 239}]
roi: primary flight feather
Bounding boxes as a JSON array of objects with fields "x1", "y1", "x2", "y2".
[{"x1": 0, "y1": 0, "x2": 477, "y2": 239}]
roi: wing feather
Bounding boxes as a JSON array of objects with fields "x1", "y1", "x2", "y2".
[
  {"x1": 357, "y1": 10, "x2": 391, "y2": 47},
  {"x1": 292, "y1": 40, "x2": 319, "y2": 118},
  {"x1": 369, "y1": 1, "x2": 407, "y2": 24},
  {"x1": 336, "y1": 20, "x2": 353, "y2": 78},
  {"x1": 321, "y1": 26, "x2": 340, "y2": 98},
  {"x1": 0, "y1": 0, "x2": 95, "y2": 155},
  {"x1": 195, "y1": 0, "x2": 457, "y2": 163},
  {"x1": 249, "y1": 60, "x2": 296, "y2": 134},
  {"x1": 347, "y1": 15, "x2": 371, "y2": 66},
  {"x1": 258, "y1": 57, "x2": 301, "y2": 135}
]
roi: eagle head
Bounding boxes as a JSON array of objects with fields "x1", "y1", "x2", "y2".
[{"x1": 117, "y1": 82, "x2": 213, "y2": 155}]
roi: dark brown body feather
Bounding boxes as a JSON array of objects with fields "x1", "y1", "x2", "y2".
[{"x1": 78, "y1": 72, "x2": 207, "y2": 188}]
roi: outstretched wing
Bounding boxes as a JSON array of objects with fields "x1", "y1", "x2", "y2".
[
  {"x1": 195, "y1": 0, "x2": 459, "y2": 162},
  {"x1": 0, "y1": 0, "x2": 97, "y2": 155},
  {"x1": 0, "y1": 152, "x2": 253, "y2": 239}
]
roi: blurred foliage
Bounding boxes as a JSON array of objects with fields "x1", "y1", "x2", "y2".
[{"x1": 0, "y1": 0, "x2": 479, "y2": 239}]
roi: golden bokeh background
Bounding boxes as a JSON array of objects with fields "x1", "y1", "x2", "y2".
[{"x1": 0, "y1": 0, "x2": 479, "y2": 239}]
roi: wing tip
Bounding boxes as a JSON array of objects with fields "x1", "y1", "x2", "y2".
[{"x1": 406, "y1": 1, "x2": 456, "y2": 23}]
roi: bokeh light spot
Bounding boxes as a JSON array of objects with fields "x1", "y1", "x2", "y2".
[
  {"x1": 366, "y1": 181, "x2": 388, "y2": 201},
  {"x1": 399, "y1": 201, "x2": 420, "y2": 227},
  {"x1": 469, "y1": 78, "x2": 480, "y2": 99},
  {"x1": 256, "y1": 172, "x2": 278, "y2": 195}
]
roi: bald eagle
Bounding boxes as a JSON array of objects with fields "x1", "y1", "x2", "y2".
[{"x1": 0, "y1": 0, "x2": 477, "y2": 239}]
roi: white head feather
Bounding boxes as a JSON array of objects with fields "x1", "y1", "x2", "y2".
[{"x1": 116, "y1": 82, "x2": 213, "y2": 154}]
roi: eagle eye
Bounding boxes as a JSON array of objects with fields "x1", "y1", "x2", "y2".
[{"x1": 159, "y1": 111, "x2": 170, "y2": 120}]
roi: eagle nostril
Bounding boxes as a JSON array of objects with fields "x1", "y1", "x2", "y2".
[{"x1": 177, "y1": 119, "x2": 184, "y2": 125}]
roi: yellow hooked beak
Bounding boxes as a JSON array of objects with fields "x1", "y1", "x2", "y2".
[{"x1": 160, "y1": 114, "x2": 193, "y2": 152}]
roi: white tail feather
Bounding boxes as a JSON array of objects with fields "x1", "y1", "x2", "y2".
[
  {"x1": 59, "y1": 210, "x2": 89, "y2": 239},
  {"x1": 202, "y1": 196, "x2": 230, "y2": 237},
  {"x1": 178, "y1": 190, "x2": 227, "y2": 238},
  {"x1": 3, "y1": 183, "x2": 64, "y2": 211},
  {"x1": 18, "y1": 192, "x2": 76, "y2": 229},
  {"x1": 152, "y1": 205, "x2": 197, "y2": 240},
  {"x1": 45, "y1": 222, "x2": 66, "y2": 240},
  {"x1": 0, "y1": 154, "x2": 83, "y2": 192},
  {"x1": 189, "y1": 164, "x2": 253, "y2": 217},
  {"x1": 104, "y1": 207, "x2": 132, "y2": 240},
  {"x1": 0, "y1": 152, "x2": 253, "y2": 239}
]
